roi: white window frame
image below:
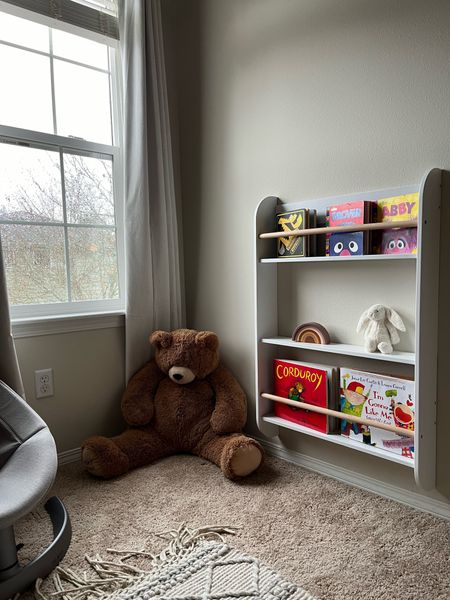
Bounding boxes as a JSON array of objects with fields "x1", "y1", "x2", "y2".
[{"x1": 0, "y1": 1, "x2": 125, "y2": 321}]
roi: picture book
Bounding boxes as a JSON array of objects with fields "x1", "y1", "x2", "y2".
[
  {"x1": 339, "y1": 368, "x2": 415, "y2": 460},
  {"x1": 275, "y1": 207, "x2": 316, "y2": 258},
  {"x1": 326, "y1": 201, "x2": 374, "y2": 257},
  {"x1": 273, "y1": 359, "x2": 337, "y2": 433},
  {"x1": 377, "y1": 193, "x2": 419, "y2": 255}
]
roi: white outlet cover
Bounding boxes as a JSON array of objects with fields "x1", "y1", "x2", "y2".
[{"x1": 35, "y1": 368, "x2": 54, "y2": 399}]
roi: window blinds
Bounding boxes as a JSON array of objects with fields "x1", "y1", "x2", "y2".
[{"x1": 1, "y1": 0, "x2": 119, "y2": 39}]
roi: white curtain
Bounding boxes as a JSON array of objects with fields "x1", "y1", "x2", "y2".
[
  {"x1": 119, "y1": 0, "x2": 185, "y2": 381},
  {"x1": 0, "y1": 236, "x2": 24, "y2": 396}
]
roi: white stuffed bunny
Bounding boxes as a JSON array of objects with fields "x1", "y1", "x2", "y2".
[{"x1": 356, "y1": 304, "x2": 406, "y2": 354}]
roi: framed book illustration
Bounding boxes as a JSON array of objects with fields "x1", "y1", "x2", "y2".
[
  {"x1": 377, "y1": 193, "x2": 419, "y2": 255},
  {"x1": 276, "y1": 208, "x2": 312, "y2": 258},
  {"x1": 327, "y1": 200, "x2": 374, "y2": 256},
  {"x1": 273, "y1": 358, "x2": 337, "y2": 433},
  {"x1": 340, "y1": 368, "x2": 415, "y2": 460}
]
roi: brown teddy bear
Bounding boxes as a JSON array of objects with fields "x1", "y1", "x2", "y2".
[{"x1": 82, "y1": 329, "x2": 263, "y2": 480}]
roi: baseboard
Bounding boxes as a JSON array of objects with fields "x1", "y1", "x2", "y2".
[
  {"x1": 256, "y1": 437, "x2": 450, "y2": 521},
  {"x1": 57, "y1": 442, "x2": 450, "y2": 520},
  {"x1": 58, "y1": 447, "x2": 82, "y2": 466}
]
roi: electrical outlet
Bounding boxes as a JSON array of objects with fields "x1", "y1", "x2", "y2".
[{"x1": 34, "y1": 368, "x2": 54, "y2": 399}]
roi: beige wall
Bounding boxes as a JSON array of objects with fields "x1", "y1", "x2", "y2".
[
  {"x1": 15, "y1": 326, "x2": 125, "y2": 453},
  {"x1": 11, "y1": 0, "x2": 449, "y2": 504},
  {"x1": 163, "y1": 0, "x2": 450, "y2": 503}
]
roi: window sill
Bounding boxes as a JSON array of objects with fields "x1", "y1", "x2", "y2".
[{"x1": 12, "y1": 311, "x2": 125, "y2": 338}]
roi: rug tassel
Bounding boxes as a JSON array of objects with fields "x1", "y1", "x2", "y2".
[{"x1": 34, "y1": 524, "x2": 240, "y2": 600}]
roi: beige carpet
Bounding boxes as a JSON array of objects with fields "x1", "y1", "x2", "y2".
[{"x1": 16, "y1": 455, "x2": 449, "y2": 600}]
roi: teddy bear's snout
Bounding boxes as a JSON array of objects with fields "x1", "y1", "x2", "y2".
[{"x1": 169, "y1": 366, "x2": 195, "y2": 385}]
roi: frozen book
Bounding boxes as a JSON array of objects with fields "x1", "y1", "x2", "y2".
[
  {"x1": 326, "y1": 201, "x2": 374, "y2": 256},
  {"x1": 339, "y1": 368, "x2": 415, "y2": 460},
  {"x1": 377, "y1": 193, "x2": 419, "y2": 255},
  {"x1": 273, "y1": 359, "x2": 337, "y2": 433}
]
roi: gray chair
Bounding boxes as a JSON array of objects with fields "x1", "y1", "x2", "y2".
[{"x1": 0, "y1": 381, "x2": 71, "y2": 600}]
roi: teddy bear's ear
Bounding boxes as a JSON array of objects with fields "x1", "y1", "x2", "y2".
[
  {"x1": 195, "y1": 331, "x2": 219, "y2": 351},
  {"x1": 150, "y1": 330, "x2": 173, "y2": 349}
]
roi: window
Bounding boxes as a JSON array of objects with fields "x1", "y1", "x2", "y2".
[{"x1": 0, "y1": 5, "x2": 123, "y2": 319}]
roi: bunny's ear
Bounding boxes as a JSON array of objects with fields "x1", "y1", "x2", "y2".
[
  {"x1": 356, "y1": 309, "x2": 370, "y2": 333},
  {"x1": 386, "y1": 308, "x2": 406, "y2": 331}
]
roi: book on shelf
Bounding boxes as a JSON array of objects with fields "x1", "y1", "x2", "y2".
[
  {"x1": 275, "y1": 206, "x2": 317, "y2": 258},
  {"x1": 326, "y1": 200, "x2": 375, "y2": 257},
  {"x1": 339, "y1": 368, "x2": 415, "y2": 460},
  {"x1": 273, "y1": 358, "x2": 338, "y2": 433},
  {"x1": 376, "y1": 193, "x2": 419, "y2": 255}
]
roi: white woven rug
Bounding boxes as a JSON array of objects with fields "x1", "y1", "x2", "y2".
[
  {"x1": 107, "y1": 541, "x2": 313, "y2": 600},
  {"x1": 35, "y1": 526, "x2": 316, "y2": 600}
]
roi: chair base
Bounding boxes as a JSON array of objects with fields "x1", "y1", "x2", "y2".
[{"x1": 0, "y1": 497, "x2": 72, "y2": 600}]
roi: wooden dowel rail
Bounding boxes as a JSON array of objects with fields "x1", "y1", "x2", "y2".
[
  {"x1": 261, "y1": 392, "x2": 414, "y2": 438},
  {"x1": 259, "y1": 219, "x2": 418, "y2": 240}
]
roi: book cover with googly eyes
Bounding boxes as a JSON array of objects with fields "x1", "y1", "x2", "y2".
[
  {"x1": 327, "y1": 201, "x2": 370, "y2": 256},
  {"x1": 377, "y1": 193, "x2": 419, "y2": 255}
]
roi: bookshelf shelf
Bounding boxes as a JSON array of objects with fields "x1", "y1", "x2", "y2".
[
  {"x1": 260, "y1": 254, "x2": 417, "y2": 264},
  {"x1": 261, "y1": 337, "x2": 415, "y2": 364},
  {"x1": 262, "y1": 415, "x2": 414, "y2": 468},
  {"x1": 254, "y1": 169, "x2": 442, "y2": 490},
  {"x1": 259, "y1": 218, "x2": 417, "y2": 240}
]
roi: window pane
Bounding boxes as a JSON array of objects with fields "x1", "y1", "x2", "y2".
[
  {"x1": 52, "y1": 29, "x2": 108, "y2": 70},
  {"x1": 64, "y1": 153, "x2": 114, "y2": 225},
  {"x1": 0, "y1": 12, "x2": 49, "y2": 52},
  {"x1": 0, "y1": 224, "x2": 67, "y2": 304},
  {"x1": 68, "y1": 227, "x2": 119, "y2": 301},
  {"x1": 54, "y1": 60, "x2": 112, "y2": 144},
  {"x1": 0, "y1": 45, "x2": 53, "y2": 133},
  {"x1": 0, "y1": 143, "x2": 63, "y2": 222}
]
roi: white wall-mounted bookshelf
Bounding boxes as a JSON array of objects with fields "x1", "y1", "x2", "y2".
[
  {"x1": 261, "y1": 337, "x2": 415, "y2": 365},
  {"x1": 262, "y1": 414, "x2": 414, "y2": 468},
  {"x1": 254, "y1": 169, "x2": 441, "y2": 490},
  {"x1": 261, "y1": 254, "x2": 416, "y2": 264}
]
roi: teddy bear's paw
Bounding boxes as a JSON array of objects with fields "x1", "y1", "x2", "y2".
[
  {"x1": 222, "y1": 437, "x2": 263, "y2": 479},
  {"x1": 231, "y1": 443, "x2": 263, "y2": 477},
  {"x1": 82, "y1": 436, "x2": 129, "y2": 479}
]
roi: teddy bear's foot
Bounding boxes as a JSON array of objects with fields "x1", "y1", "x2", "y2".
[
  {"x1": 82, "y1": 436, "x2": 129, "y2": 479},
  {"x1": 229, "y1": 442, "x2": 263, "y2": 477},
  {"x1": 221, "y1": 436, "x2": 263, "y2": 479},
  {"x1": 378, "y1": 341, "x2": 393, "y2": 354}
]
